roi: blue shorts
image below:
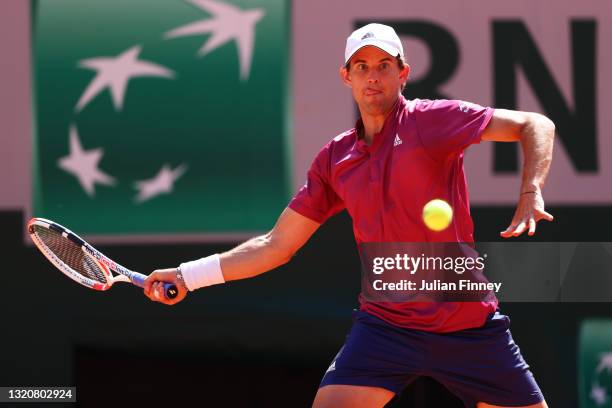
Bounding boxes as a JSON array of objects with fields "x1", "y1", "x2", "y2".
[{"x1": 320, "y1": 310, "x2": 544, "y2": 407}]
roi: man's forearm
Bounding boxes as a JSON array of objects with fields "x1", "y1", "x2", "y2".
[
  {"x1": 174, "y1": 207, "x2": 318, "y2": 292},
  {"x1": 219, "y1": 233, "x2": 293, "y2": 281},
  {"x1": 519, "y1": 113, "x2": 555, "y2": 193}
]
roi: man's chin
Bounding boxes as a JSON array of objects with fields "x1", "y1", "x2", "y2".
[{"x1": 361, "y1": 100, "x2": 393, "y2": 116}]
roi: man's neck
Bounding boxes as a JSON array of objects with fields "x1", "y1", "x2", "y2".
[
  {"x1": 358, "y1": 96, "x2": 400, "y2": 145},
  {"x1": 360, "y1": 114, "x2": 387, "y2": 145}
]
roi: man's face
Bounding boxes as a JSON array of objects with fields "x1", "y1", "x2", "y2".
[{"x1": 340, "y1": 46, "x2": 410, "y2": 116}]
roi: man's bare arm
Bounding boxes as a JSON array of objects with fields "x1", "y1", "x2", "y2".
[
  {"x1": 220, "y1": 207, "x2": 321, "y2": 281},
  {"x1": 481, "y1": 109, "x2": 555, "y2": 237},
  {"x1": 144, "y1": 207, "x2": 321, "y2": 304}
]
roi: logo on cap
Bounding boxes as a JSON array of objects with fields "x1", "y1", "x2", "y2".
[{"x1": 361, "y1": 32, "x2": 375, "y2": 40}]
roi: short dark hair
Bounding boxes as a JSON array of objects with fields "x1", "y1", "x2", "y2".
[{"x1": 344, "y1": 54, "x2": 408, "y2": 91}]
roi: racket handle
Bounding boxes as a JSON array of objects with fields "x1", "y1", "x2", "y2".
[
  {"x1": 163, "y1": 283, "x2": 179, "y2": 299},
  {"x1": 132, "y1": 273, "x2": 178, "y2": 300}
]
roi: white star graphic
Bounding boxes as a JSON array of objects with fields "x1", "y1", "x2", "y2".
[
  {"x1": 75, "y1": 45, "x2": 175, "y2": 112},
  {"x1": 591, "y1": 382, "x2": 608, "y2": 406},
  {"x1": 134, "y1": 164, "x2": 188, "y2": 203},
  {"x1": 58, "y1": 125, "x2": 116, "y2": 197},
  {"x1": 165, "y1": 0, "x2": 265, "y2": 80},
  {"x1": 598, "y1": 352, "x2": 612, "y2": 374}
]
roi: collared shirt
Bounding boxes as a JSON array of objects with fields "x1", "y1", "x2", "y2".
[{"x1": 289, "y1": 96, "x2": 497, "y2": 333}]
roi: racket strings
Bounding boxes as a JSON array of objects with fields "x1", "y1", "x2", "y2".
[{"x1": 32, "y1": 226, "x2": 108, "y2": 284}]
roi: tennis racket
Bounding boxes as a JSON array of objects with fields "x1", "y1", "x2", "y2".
[{"x1": 28, "y1": 217, "x2": 178, "y2": 299}]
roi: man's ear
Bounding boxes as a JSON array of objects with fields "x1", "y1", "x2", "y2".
[
  {"x1": 339, "y1": 65, "x2": 352, "y2": 88},
  {"x1": 400, "y1": 64, "x2": 410, "y2": 86}
]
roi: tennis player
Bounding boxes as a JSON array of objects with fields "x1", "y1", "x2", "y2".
[{"x1": 145, "y1": 23, "x2": 554, "y2": 408}]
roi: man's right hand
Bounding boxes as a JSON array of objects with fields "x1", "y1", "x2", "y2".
[{"x1": 144, "y1": 268, "x2": 189, "y2": 305}]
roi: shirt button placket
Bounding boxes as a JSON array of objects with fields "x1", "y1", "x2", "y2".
[{"x1": 369, "y1": 154, "x2": 380, "y2": 183}]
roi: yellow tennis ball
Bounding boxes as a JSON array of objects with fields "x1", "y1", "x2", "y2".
[{"x1": 422, "y1": 199, "x2": 453, "y2": 231}]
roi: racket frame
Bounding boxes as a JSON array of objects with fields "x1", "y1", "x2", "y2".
[{"x1": 27, "y1": 218, "x2": 166, "y2": 294}]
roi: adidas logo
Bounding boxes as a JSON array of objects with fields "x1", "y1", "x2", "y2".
[
  {"x1": 361, "y1": 32, "x2": 375, "y2": 40},
  {"x1": 393, "y1": 134, "x2": 402, "y2": 147},
  {"x1": 326, "y1": 361, "x2": 336, "y2": 373}
]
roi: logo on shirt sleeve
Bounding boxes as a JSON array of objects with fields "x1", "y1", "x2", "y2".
[
  {"x1": 459, "y1": 102, "x2": 471, "y2": 113},
  {"x1": 393, "y1": 133, "x2": 403, "y2": 147}
]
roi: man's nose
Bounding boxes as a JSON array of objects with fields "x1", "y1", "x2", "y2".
[{"x1": 367, "y1": 70, "x2": 380, "y2": 83}]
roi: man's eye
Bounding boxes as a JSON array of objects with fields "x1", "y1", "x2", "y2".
[
  {"x1": 357, "y1": 64, "x2": 367, "y2": 71},
  {"x1": 380, "y1": 63, "x2": 390, "y2": 70}
]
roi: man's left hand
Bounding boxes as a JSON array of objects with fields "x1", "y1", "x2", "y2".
[{"x1": 500, "y1": 191, "x2": 554, "y2": 238}]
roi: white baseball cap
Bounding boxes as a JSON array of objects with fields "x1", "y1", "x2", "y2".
[{"x1": 344, "y1": 23, "x2": 404, "y2": 64}]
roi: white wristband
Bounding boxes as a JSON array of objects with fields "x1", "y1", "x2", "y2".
[{"x1": 179, "y1": 254, "x2": 225, "y2": 291}]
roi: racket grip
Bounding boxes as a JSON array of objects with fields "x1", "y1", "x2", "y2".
[
  {"x1": 132, "y1": 273, "x2": 179, "y2": 300},
  {"x1": 164, "y1": 283, "x2": 179, "y2": 299}
]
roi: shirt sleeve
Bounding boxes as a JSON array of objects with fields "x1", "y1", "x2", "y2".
[
  {"x1": 415, "y1": 99, "x2": 494, "y2": 160},
  {"x1": 288, "y1": 144, "x2": 345, "y2": 224}
]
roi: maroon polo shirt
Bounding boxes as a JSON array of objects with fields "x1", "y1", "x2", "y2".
[{"x1": 289, "y1": 96, "x2": 497, "y2": 333}]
